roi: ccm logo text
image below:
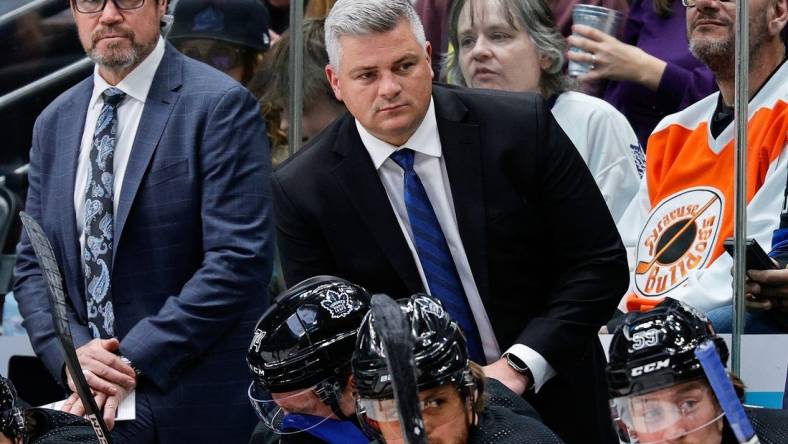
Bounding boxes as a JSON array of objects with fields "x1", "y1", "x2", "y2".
[{"x1": 631, "y1": 359, "x2": 670, "y2": 376}]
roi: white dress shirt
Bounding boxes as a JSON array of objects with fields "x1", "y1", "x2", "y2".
[
  {"x1": 74, "y1": 37, "x2": 165, "y2": 251},
  {"x1": 356, "y1": 98, "x2": 556, "y2": 391}
]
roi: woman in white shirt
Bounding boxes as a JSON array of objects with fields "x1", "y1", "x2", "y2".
[{"x1": 444, "y1": 0, "x2": 643, "y2": 227}]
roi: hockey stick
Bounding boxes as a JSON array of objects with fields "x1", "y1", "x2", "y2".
[
  {"x1": 370, "y1": 294, "x2": 428, "y2": 444},
  {"x1": 19, "y1": 212, "x2": 112, "y2": 444}
]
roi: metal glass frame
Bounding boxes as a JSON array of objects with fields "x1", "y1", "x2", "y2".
[
  {"x1": 680, "y1": 0, "x2": 733, "y2": 6},
  {"x1": 73, "y1": 0, "x2": 145, "y2": 14}
]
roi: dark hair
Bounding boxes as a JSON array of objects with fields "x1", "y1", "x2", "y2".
[
  {"x1": 239, "y1": 49, "x2": 264, "y2": 85},
  {"x1": 305, "y1": 0, "x2": 338, "y2": 18},
  {"x1": 468, "y1": 361, "x2": 487, "y2": 415},
  {"x1": 258, "y1": 18, "x2": 340, "y2": 112},
  {"x1": 444, "y1": 0, "x2": 571, "y2": 96}
]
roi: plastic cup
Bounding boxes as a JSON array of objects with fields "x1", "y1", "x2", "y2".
[{"x1": 568, "y1": 4, "x2": 624, "y2": 77}]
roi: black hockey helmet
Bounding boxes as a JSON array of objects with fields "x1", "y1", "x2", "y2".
[
  {"x1": 0, "y1": 375, "x2": 24, "y2": 441},
  {"x1": 247, "y1": 275, "x2": 372, "y2": 393},
  {"x1": 247, "y1": 276, "x2": 372, "y2": 433},
  {"x1": 353, "y1": 293, "x2": 471, "y2": 399},
  {"x1": 606, "y1": 297, "x2": 729, "y2": 398}
]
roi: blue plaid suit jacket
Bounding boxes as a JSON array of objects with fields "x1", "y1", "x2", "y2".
[{"x1": 14, "y1": 43, "x2": 273, "y2": 442}]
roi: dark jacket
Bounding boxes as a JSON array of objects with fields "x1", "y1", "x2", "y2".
[
  {"x1": 24, "y1": 408, "x2": 98, "y2": 444},
  {"x1": 273, "y1": 83, "x2": 628, "y2": 443},
  {"x1": 470, "y1": 379, "x2": 564, "y2": 443},
  {"x1": 14, "y1": 43, "x2": 273, "y2": 442}
]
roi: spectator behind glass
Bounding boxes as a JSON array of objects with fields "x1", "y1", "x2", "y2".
[
  {"x1": 445, "y1": 0, "x2": 644, "y2": 228},
  {"x1": 169, "y1": 0, "x2": 271, "y2": 85},
  {"x1": 615, "y1": 0, "x2": 787, "y2": 319},
  {"x1": 249, "y1": 18, "x2": 346, "y2": 161},
  {"x1": 566, "y1": 0, "x2": 718, "y2": 149},
  {"x1": 709, "y1": 24, "x2": 788, "y2": 333}
]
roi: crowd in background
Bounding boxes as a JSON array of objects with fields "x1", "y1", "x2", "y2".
[{"x1": 228, "y1": 0, "x2": 788, "y2": 335}]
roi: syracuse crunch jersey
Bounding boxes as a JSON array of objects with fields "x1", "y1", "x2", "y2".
[{"x1": 618, "y1": 61, "x2": 788, "y2": 313}]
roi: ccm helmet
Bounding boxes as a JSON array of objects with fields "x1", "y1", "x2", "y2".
[
  {"x1": 247, "y1": 276, "x2": 371, "y2": 432},
  {"x1": 607, "y1": 297, "x2": 728, "y2": 398},
  {"x1": 606, "y1": 298, "x2": 729, "y2": 443}
]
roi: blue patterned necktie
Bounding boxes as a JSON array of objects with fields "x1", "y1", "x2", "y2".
[
  {"x1": 390, "y1": 148, "x2": 485, "y2": 363},
  {"x1": 84, "y1": 87, "x2": 125, "y2": 339}
]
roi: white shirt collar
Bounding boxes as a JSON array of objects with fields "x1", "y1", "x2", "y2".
[
  {"x1": 89, "y1": 36, "x2": 166, "y2": 108},
  {"x1": 356, "y1": 98, "x2": 441, "y2": 170}
]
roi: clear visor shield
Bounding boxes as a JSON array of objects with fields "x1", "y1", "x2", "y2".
[
  {"x1": 356, "y1": 390, "x2": 470, "y2": 443},
  {"x1": 610, "y1": 382, "x2": 726, "y2": 444},
  {"x1": 247, "y1": 382, "x2": 338, "y2": 435}
]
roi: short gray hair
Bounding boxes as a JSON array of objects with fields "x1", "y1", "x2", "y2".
[
  {"x1": 444, "y1": 0, "x2": 571, "y2": 97},
  {"x1": 325, "y1": 0, "x2": 427, "y2": 69}
]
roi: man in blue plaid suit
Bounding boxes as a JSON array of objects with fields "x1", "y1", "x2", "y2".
[{"x1": 13, "y1": 0, "x2": 273, "y2": 442}]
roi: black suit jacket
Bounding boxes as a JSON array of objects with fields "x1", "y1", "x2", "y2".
[{"x1": 273, "y1": 84, "x2": 628, "y2": 443}]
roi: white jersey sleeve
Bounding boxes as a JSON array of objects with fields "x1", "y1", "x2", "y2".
[{"x1": 551, "y1": 91, "x2": 642, "y2": 226}]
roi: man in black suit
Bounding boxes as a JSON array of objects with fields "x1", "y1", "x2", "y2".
[{"x1": 272, "y1": 0, "x2": 628, "y2": 442}]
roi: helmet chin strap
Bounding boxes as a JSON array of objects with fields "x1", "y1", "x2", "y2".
[{"x1": 314, "y1": 378, "x2": 349, "y2": 421}]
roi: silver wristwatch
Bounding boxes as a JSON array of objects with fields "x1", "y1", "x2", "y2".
[{"x1": 504, "y1": 353, "x2": 535, "y2": 392}]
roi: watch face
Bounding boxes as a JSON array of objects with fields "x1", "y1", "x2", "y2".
[
  {"x1": 507, "y1": 354, "x2": 527, "y2": 371},
  {"x1": 506, "y1": 354, "x2": 535, "y2": 391}
]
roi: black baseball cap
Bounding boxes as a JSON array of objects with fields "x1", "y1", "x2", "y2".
[{"x1": 169, "y1": 0, "x2": 271, "y2": 51}]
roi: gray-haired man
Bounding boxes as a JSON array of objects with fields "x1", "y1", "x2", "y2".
[{"x1": 272, "y1": 1, "x2": 629, "y2": 442}]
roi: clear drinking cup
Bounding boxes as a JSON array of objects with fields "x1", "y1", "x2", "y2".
[{"x1": 568, "y1": 4, "x2": 624, "y2": 77}]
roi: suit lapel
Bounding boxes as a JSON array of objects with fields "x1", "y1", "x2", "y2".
[
  {"x1": 114, "y1": 44, "x2": 181, "y2": 255},
  {"x1": 56, "y1": 78, "x2": 94, "y2": 315},
  {"x1": 433, "y1": 86, "x2": 491, "y2": 304},
  {"x1": 330, "y1": 117, "x2": 423, "y2": 292}
]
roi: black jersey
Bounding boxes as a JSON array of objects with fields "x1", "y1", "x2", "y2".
[{"x1": 24, "y1": 408, "x2": 99, "y2": 444}]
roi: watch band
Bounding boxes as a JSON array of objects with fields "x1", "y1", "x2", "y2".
[{"x1": 505, "y1": 353, "x2": 535, "y2": 392}]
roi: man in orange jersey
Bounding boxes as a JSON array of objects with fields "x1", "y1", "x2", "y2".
[{"x1": 617, "y1": 0, "x2": 788, "y2": 325}]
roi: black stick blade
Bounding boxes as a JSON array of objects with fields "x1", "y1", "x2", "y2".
[
  {"x1": 19, "y1": 212, "x2": 112, "y2": 444},
  {"x1": 370, "y1": 294, "x2": 427, "y2": 444}
]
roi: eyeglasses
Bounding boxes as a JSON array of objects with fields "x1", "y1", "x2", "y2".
[
  {"x1": 681, "y1": 0, "x2": 733, "y2": 7},
  {"x1": 178, "y1": 41, "x2": 246, "y2": 72},
  {"x1": 73, "y1": 0, "x2": 145, "y2": 14}
]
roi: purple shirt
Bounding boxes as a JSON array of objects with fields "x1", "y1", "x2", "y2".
[
  {"x1": 551, "y1": 0, "x2": 629, "y2": 38},
  {"x1": 603, "y1": 0, "x2": 717, "y2": 148},
  {"x1": 415, "y1": 0, "x2": 454, "y2": 79}
]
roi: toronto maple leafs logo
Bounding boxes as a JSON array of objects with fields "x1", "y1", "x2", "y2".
[
  {"x1": 415, "y1": 296, "x2": 444, "y2": 317},
  {"x1": 320, "y1": 289, "x2": 361, "y2": 319},
  {"x1": 193, "y1": 5, "x2": 224, "y2": 32}
]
